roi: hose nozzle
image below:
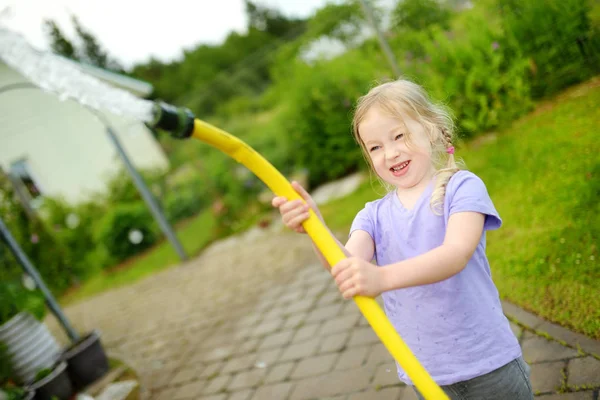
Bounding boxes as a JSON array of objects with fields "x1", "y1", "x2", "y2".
[{"x1": 150, "y1": 101, "x2": 195, "y2": 139}]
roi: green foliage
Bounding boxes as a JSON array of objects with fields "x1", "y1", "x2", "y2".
[
  {"x1": 279, "y1": 53, "x2": 382, "y2": 187},
  {"x1": 413, "y1": 12, "x2": 532, "y2": 135},
  {"x1": 43, "y1": 20, "x2": 76, "y2": 60},
  {"x1": 95, "y1": 202, "x2": 159, "y2": 263},
  {"x1": 0, "y1": 282, "x2": 46, "y2": 326},
  {"x1": 392, "y1": 0, "x2": 453, "y2": 31},
  {"x1": 0, "y1": 174, "x2": 72, "y2": 295},
  {"x1": 34, "y1": 368, "x2": 52, "y2": 383},
  {"x1": 0, "y1": 341, "x2": 14, "y2": 385},
  {"x1": 499, "y1": 0, "x2": 600, "y2": 97}
]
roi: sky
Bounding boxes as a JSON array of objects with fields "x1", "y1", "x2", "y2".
[{"x1": 0, "y1": 0, "x2": 336, "y2": 69}]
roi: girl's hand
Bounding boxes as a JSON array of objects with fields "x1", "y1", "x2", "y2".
[
  {"x1": 272, "y1": 181, "x2": 323, "y2": 234},
  {"x1": 331, "y1": 257, "x2": 385, "y2": 299}
]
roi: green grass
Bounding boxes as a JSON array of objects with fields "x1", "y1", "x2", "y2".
[
  {"x1": 319, "y1": 77, "x2": 600, "y2": 338},
  {"x1": 60, "y1": 209, "x2": 216, "y2": 306}
]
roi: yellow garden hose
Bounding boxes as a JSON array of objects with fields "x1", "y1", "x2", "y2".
[{"x1": 152, "y1": 104, "x2": 448, "y2": 399}]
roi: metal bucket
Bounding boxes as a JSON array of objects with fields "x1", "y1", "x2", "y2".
[{"x1": 0, "y1": 313, "x2": 60, "y2": 384}]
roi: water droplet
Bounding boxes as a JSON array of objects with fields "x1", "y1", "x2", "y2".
[
  {"x1": 254, "y1": 361, "x2": 267, "y2": 369},
  {"x1": 129, "y1": 229, "x2": 144, "y2": 244},
  {"x1": 386, "y1": 368, "x2": 391, "y2": 373}
]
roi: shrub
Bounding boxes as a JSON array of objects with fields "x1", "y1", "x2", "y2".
[
  {"x1": 279, "y1": 51, "x2": 382, "y2": 187},
  {"x1": 95, "y1": 202, "x2": 159, "y2": 263},
  {"x1": 499, "y1": 0, "x2": 600, "y2": 98}
]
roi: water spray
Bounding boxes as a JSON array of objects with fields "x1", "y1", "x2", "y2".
[{"x1": 0, "y1": 28, "x2": 447, "y2": 399}]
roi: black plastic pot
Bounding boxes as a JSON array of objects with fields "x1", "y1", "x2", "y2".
[
  {"x1": 60, "y1": 330, "x2": 109, "y2": 390},
  {"x1": 28, "y1": 362, "x2": 73, "y2": 400}
]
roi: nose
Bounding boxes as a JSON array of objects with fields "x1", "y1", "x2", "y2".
[{"x1": 385, "y1": 145, "x2": 401, "y2": 161}]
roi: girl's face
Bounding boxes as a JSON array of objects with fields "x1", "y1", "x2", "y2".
[{"x1": 359, "y1": 106, "x2": 434, "y2": 190}]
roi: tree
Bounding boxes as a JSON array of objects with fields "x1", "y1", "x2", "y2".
[
  {"x1": 43, "y1": 16, "x2": 123, "y2": 72},
  {"x1": 43, "y1": 20, "x2": 77, "y2": 61},
  {"x1": 393, "y1": 0, "x2": 452, "y2": 32}
]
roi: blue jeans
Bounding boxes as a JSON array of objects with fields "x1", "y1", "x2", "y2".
[{"x1": 414, "y1": 357, "x2": 533, "y2": 400}]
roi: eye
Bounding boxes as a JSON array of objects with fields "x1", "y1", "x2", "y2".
[
  {"x1": 395, "y1": 133, "x2": 404, "y2": 140},
  {"x1": 369, "y1": 145, "x2": 381, "y2": 152}
]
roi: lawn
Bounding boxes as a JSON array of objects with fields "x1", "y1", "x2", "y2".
[
  {"x1": 60, "y1": 209, "x2": 216, "y2": 306},
  {"x1": 319, "y1": 77, "x2": 600, "y2": 338}
]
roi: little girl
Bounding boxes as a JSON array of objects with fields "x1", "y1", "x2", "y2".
[{"x1": 272, "y1": 79, "x2": 533, "y2": 399}]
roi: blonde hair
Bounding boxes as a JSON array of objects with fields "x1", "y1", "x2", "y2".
[{"x1": 352, "y1": 79, "x2": 460, "y2": 214}]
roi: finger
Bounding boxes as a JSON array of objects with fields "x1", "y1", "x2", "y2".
[
  {"x1": 292, "y1": 181, "x2": 313, "y2": 202},
  {"x1": 342, "y1": 285, "x2": 356, "y2": 299},
  {"x1": 338, "y1": 275, "x2": 357, "y2": 294},
  {"x1": 331, "y1": 259, "x2": 350, "y2": 278},
  {"x1": 280, "y1": 199, "x2": 307, "y2": 215},
  {"x1": 282, "y1": 205, "x2": 309, "y2": 224},
  {"x1": 334, "y1": 267, "x2": 354, "y2": 287},
  {"x1": 271, "y1": 196, "x2": 286, "y2": 208},
  {"x1": 287, "y1": 212, "x2": 310, "y2": 229}
]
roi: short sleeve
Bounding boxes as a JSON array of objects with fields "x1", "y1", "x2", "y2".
[
  {"x1": 349, "y1": 203, "x2": 375, "y2": 240},
  {"x1": 446, "y1": 171, "x2": 502, "y2": 231}
]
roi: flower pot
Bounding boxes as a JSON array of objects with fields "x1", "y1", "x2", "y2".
[
  {"x1": 0, "y1": 313, "x2": 60, "y2": 384},
  {"x1": 28, "y1": 362, "x2": 72, "y2": 400},
  {"x1": 60, "y1": 330, "x2": 109, "y2": 390}
]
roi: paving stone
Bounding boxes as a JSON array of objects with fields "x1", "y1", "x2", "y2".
[
  {"x1": 291, "y1": 353, "x2": 339, "y2": 379},
  {"x1": 317, "y1": 290, "x2": 343, "y2": 306},
  {"x1": 348, "y1": 386, "x2": 403, "y2": 400},
  {"x1": 502, "y1": 301, "x2": 544, "y2": 329},
  {"x1": 204, "y1": 375, "x2": 232, "y2": 395},
  {"x1": 536, "y1": 391, "x2": 595, "y2": 399},
  {"x1": 198, "y1": 362, "x2": 224, "y2": 379},
  {"x1": 319, "y1": 332, "x2": 350, "y2": 354},
  {"x1": 282, "y1": 314, "x2": 306, "y2": 330},
  {"x1": 202, "y1": 345, "x2": 237, "y2": 362},
  {"x1": 293, "y1": 322, "x2": 322, "y2": 343},
  {"x1": 199, "y1": 394, "x2": 227, "y2": 400},
  {"x1": 173, "y1": 380, "x2": 205, "y2": 399},
  {"x1": 567, "y1": 357, "x2": 600, "y2": 387},
  {"x1": 305, "y1": 303, "x2": 344, "y2": 323},
  {"x1": 258, "y1": 330, "x2": 294, "y2": 350},
  {"x1": 265, "y1": 361, "x2": 296, "y2": 384},
  {"x1": 254, "y1": 348, "x2": 282, "y2": 366},
  {"x1": 279, "y1": 337, "x2": 321, "y2": 361},
  {"x1": 289, "y1": 365, "x2": 374, "y2": 399},
  {"x1": 320, "y1": 314, "x2": 361, "y2": 336},
  {"x1": 284, "y1": 297, "x2": 315, "y2": 315},
  {"x1": 399, "y1": 386, "x2": 420, "y2": 400},
  {"x1": 234, "y1": 337, "x2": 260, "y2": 355},
  {"x1": 372, "y1": 364, "x2": 400, "y2": 387},
  {"x1": 348, "y1": 326, "x2": 380, "y2": 347},
  {"x1": 236, "y1": 314, "x2": 262, "y2": 328},
  {"x1": 536, "y1": 321, "x2": 600, "y2": 357},
  {"x1": 250, "y1": 318, "x2": 283, "y2": 337},
  {"x1": 153, "y1": 387, "x2": 178, "y2": 400},
  {"x1": 510, "y1": 322, "x2": 523, "y2": 340},
  {"x1": 529, "y1": 361, "x2": 565, "y2": 393},
  {"x1": 366, "y1": 343, "x2": 394, "y2": 366},
  {"x1": 227, "y1": 389, "x2": 254, "y2": 400},
  {"x1": 251, "y1": 382, "x2": 294, "y2": 400},
  {"x1": 171, "y1": 368, "x2": 201, "y2": 384},
  {"x1": 335, "y1": 346, "x2": 370, "y2": 371},
  {"x1": 228, "y1": 369, "x2": 267, "y2": 391},
  {"x1": 522, "y1": 336, "x2": 579, "y2": 363},
  {"x1": 221, "y1": 354, "x2": 257, "y2": 374}
]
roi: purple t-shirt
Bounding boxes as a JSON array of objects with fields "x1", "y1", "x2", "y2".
[{"x1": 350, "y1": 170, "x2": 521, "y2": 385}]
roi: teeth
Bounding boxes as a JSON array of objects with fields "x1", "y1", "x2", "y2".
[{"x1": 391, "y1": 161, "x2": 409, "y2": 171}]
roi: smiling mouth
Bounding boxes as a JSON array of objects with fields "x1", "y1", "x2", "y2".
[{"x1": 390, "y1": 160, "x2": 410, "y2": 172}]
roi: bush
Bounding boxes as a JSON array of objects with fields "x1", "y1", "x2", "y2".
[
  {"x1": 499, "y1": 0, "x2": 600, "y2": 98},
  {"x1": 279, "y1": 51, "x2": 382, "y2": 187},
  {"x1": 0, "y1": 281, "x2": 46, "y2": 326},
  {"x1": 95, "y1": 202, "x2": 159, "y2": 263}
]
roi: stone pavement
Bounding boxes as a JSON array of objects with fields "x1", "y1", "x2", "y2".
[{"x1": 47, "y1": 224, "x2": 600, "y2": 400}]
